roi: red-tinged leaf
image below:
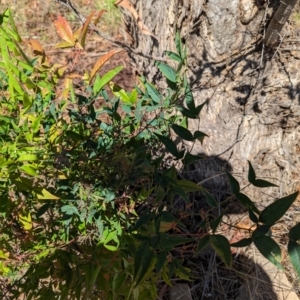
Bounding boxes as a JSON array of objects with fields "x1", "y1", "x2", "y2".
[
  {"x1": 89, "y1": 49, "x2": 124, "y2": 83},
  {"x1": 54, "y1": 15, "x2": 75, "y2": 44},
  {"x1": 78, "y1": 11, "x2": 96, "y2": 49},
  {"x1": 28, "y1": 39, "x2": 45, "y2": 57},
  {"x1": 93, "y1": 9, "x2": 107, "y2": 26}
]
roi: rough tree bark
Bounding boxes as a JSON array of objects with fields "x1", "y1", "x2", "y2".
[{"x1": 121, "y1": 0, "x2": 300, "y2": 205}]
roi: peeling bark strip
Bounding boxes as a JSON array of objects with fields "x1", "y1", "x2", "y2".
[{"x1": 265, "y1": 0, "x2": 299, "y2": 47}]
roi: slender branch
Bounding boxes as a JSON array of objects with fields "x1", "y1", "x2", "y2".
[{"x1": 53, "y1": 0, "x2": 168, "y2": 62}]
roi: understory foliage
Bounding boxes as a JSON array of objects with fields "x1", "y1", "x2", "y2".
[{"x1": 0, "y1": 8, "x2": 300, "y2": 300}]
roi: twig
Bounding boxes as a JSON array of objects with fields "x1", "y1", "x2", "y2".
[{"x1": 53, "y1": 0, "x2": 168, "y2": 62}]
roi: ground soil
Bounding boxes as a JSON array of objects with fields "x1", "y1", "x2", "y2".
[{"x1": 7, "y1": 0, "x2": 136, "y2": 94}]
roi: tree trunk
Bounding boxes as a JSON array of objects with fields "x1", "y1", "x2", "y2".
[{"x1": 121, "y1": 0, "x2": 300, "y2": 204}]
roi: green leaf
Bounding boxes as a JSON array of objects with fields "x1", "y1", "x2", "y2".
[
  {"x1": 135, "y1": 246, "x2": 156, "y2": 287},
  {"x1": 252, "y1": 179, "x2": 278, "y2": 188},
  {"x1": 202, "y1": 188, "x2": 218, "y2": 208},
  {"x1": 177, "y1": 106, "x2": 198, "y2": 119},
  {"x1": 210, "y1": 213, "x2": 224, "y2": 233},
  {"x1": 289, "y1": 223, "x2": 300, "y2": 241},
  {"x1": 247, "y1": 161, "x2": 256, "y2": 183},
  {"x1": 193, "y1": 131, "x2": 208, "y2": 144},
  {"x1": 110, "y1": 82, "x2": 131, "y2": 104},
  {"x1": 17, "y1": 154, "x2": 39, "y2": 162},
  {"x1": 171, "y1": 124, "x2": 194, "y2": 141},
  {"x1": 66, "y1": 130, "x2": 83, "y2": 141},
  {"x1": 155, "y1": 62, "x2": 176, "y2": 83},
  {"x1": 156, "y1": 251, "x2": 167, "y2": 273},
  {"x1": 93, "y1": 66, "x2": 124, "y2": 94},
  {"x1": 133, "y1": 214, "x2": 154, "y2": 231},
  {"x1": 177, "y1": 179, "x2": 202, "y2": 192},
  {"x1": 175, "y1": 31, "x2": 182, "y2": 56},
  {"x1": 61, "y1": 205, "x2": 79, "y2": 216},
  {"x1": 249, "y1": 209, "x2": 259, "y2": 223},
  {"x1": 196, "y1": 220, "x2": 207, "y2": 229},
  {"x1": 145, "y1": 83, "x2": 161, "y2": 103},
  {"x1": 19, "y1": 164, "x2": 38, "y2": 176},
  {"x1": 169, "y1": 185, "x2": 189, "y2": 203},
  {"x1": 175, "y1": 263, "x2": 191, "y2": 281},
  {"x1": 36, "y1": 203, "x2": 50, "y2": 218},
  {"x1": 154, "y1": 133, "x2": 178, "y2": 157},
  {"x1": 225, "y1": 171, "x2": 240, "y2": 194},
  {"x1": 184, "y1": 76, "x2": 196, "y2": 112},
  {"x1": 196, "y1": 102, "x2": 206, "y2": 115},
  {"x1": 231, "y1": 238, "x2": 253, "y2": 247},
  {"x1": 252, "y1": 225, "x2": 271, "y2": 239},
  {"x1": 288, "y1": 241, "x2": 300, "y2": 277},
  {"x1": 259, "y1": 191, "x2": 299, "y2": 225},
  {"x1": 236, "y1": 193, "x2": 260, "y2": 214},
  {"x1": 182, "y1": 152, "x2": 204, "y2": 165},
  {"x1": 210, "y1": 235, "x2": 232, "y2": 267},
  {"x1": 113, "y1": 273, "x2": 127, "y2": 295},
  {"x1": 161, "y1": 235, "x2": 193, "y2": 251},
  {"x1": 164, "y1": 50, "x2": 182, "y2": 62},
  {"x1": 35, "y1": 188, "x2": 60, "y2": 200},
  {"x1": 254, "y1": 236, "x2": 284, "y2": 270}
]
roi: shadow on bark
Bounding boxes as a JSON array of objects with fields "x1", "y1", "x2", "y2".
[{"x1": 169, "y1": 155, "x2": 284, "y2": 300}]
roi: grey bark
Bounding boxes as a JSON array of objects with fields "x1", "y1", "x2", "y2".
[{"x1": 121, "y1": 0, "x2": 300, "y2": 205}]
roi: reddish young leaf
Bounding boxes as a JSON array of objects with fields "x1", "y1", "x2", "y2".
[
  {"x1": 78, "y1": 11, "x2": 96, "y2": 49},
  {"x1": 93, "y1": 9, "x2": 107, "y2": 26},
  {"x1": 54, "y1": 15, "x2": 75, "y2": 45},
  {"x1": 89, "y1": 49, "x2": 124, "y2": 83}
]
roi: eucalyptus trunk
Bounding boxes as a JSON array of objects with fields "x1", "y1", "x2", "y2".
[{"x1": 121, "y1": 0, "x2": 300, "y2": 204}]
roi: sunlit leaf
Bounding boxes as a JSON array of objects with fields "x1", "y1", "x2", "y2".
[
  {"x1": 288, "y1": 241, "x2": 300, "y2": 277},
  {"x1": 19, "y1": 164, "x2": 38, "y2": 176},
  {"x1": 164, "y1": 50, "x2": 182, "y2": 62},
  {"x1": 90, "y1": 49, "x2": 124, "y2": 83},
  {"x1": 171, "y1": 124, "x2": 194, "y2": 141},
  {"x1": 254, "y1": 236, "x2": 284, "y2": 269},
  {"x1": 259, "y1": 192, "x2": 299, "y2": 225},
  {"x1": 155, "y1": 62, "x2": 176, "y2": 83},
  {"x1": 35, "y1": 188, "x2": 60, "y2": 200},
  {"x1": 93, "y1": 66, "x2": 124, "y2": 94},
  {"x1": 54, "y1": 15, "x2": 75, "y2": 45},
  {"x1": 19, "y1": 211, "x2": 32, "y2": 230}
]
